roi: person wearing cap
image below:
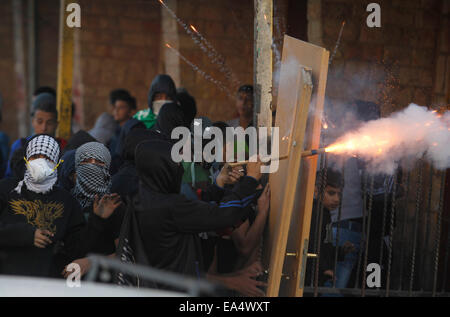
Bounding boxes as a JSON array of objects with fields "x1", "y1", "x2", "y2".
[
  {"x1": 0, "y1": 134, "x2": 116, "y2": 278},
  {"x1": 4, "y1": 92, "x2": 67, "y2": 179},
  {"x1": 227, "y1": 85, "x2": 254, "y2": 129}
]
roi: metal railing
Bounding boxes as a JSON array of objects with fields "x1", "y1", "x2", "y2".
[{"x1": 85, "y1": 255, "x2": 219, "y2": 297}]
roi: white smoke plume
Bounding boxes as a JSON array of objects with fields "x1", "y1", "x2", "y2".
[{"x1": 325, "y1": 104, "x2": 450, "y2": 174}]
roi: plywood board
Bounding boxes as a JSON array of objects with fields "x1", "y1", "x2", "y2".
[{"x1": 264, "y1": 35, "x2": 329, "y2": 297}]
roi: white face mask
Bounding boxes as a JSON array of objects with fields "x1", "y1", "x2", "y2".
[
  {"x1": 26, "y1": 158, "x2": 56, "y2": 183},
  {"x1": 152, "y1": 100, "x2": 171, "y2": 115}
]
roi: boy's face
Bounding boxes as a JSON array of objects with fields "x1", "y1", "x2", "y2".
[
  {"x1": 32, "y1": 110, "x2": 58, "y2": 136},
  {"x1": 154, "y1": 92, "x2": 169, "y2": 101},
  {"x1": 322, "y1": 185, "x2": 341, "y2": 211},
  {"x1": 236, "y1": 91, "x2": 253, "y2": 117},
  {"x1": 80, "y1": 158, "x2": 106, "y2": 167},
  {"x1": 28, "y1": 154, "x2": 51, "y2": 162},
  {"x1": 113, "y1": 100, "x2": 134, "y2": 125}
]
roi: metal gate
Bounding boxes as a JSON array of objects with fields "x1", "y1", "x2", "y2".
[{"x1": 303, "y1": 154, "x2": 450, "y2": 297}]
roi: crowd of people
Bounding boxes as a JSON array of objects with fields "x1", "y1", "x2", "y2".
[
  {"x1": 0, "y1": 74, "x2": 270, "y2": 296},
  {"x1": 0, "y1": 73, "x2": 397, "y2": 296}
]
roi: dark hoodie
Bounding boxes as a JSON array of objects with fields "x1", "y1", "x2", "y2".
[
  {"x1": 148, "y1": 74, "x2": 177, "y2": 112},
  {"x1": 176, "y1": 88, "x2": 197, "y2": 128},
  {"x1": 57, "y1": 150, "x2": 76, "y2": 192},
  {"x1": 125, "y1": 139, "x2": 258, "y2": 281},
  {"x1": 111, "y1": 128, "x2": 151, "y2": 200},
  {"x1": 63, "y1": 130, "x2": 97, "y2": 154},
  {"x1": 110, "y1": 118, "x2": 146, "y2": 175}
]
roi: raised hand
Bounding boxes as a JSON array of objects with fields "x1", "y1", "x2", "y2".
[
  {"x1": 257, "y1": 184, "x2": 270, "y2": 214},
  {"x1": 246, "y1": 157, "x2": 263, "y2": 181},
  {"x1": 216, "y1": 163, "x2": 245, "y2": 187},
  {"x1": 93, "y1": 193, "x2": 121, "y2": 219}
]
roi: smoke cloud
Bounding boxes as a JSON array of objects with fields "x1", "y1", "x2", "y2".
[{"x1": 325, "y1": 104, "x2": 450, "y2": 174}]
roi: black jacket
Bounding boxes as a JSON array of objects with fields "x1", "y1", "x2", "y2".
[
  {"x1": 0, "y1": 184, "x2": 108, "y2": 278},
  {"x1": 111, "y1": 128, "x2": 151, "y2": 199},
  {"x1": 123, "y1": 139, "x2": 258, "y2": 282}
]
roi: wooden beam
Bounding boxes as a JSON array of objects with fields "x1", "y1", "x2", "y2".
[
  {"x1": 283, "y1": 38, "x2": 329, "y2": 297},
  {"x1": 56, "y1": 0, "x2": 74, "y2": 140},
  {"x1": 264, "y1": 35, "x2": 329, "y2": 297},
  {"x1": 266, "y1": 65, "x2": 313, "y2": 296},
  {"x1": 254, "y1": 0, "x2": 273, "y2": 131}
]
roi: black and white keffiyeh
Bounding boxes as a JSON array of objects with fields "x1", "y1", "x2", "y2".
[
  {"x1": 26, "y1": 134, "x2": 60, "y2": 163},
  {"x1": 15, "y1": 134, "x2": 60, "y2": 194},
  {"x1": 72, "y1": 142, "x2": 112, "y2": 209}
]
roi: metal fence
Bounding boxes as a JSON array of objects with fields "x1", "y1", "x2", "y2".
[{"x1": 304, "y1": 154, "x2": 449, "y2": 297}]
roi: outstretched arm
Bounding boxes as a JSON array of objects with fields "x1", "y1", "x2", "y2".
[{"x1": 231, "y1": 184, "x2": 270, "y2": 258}]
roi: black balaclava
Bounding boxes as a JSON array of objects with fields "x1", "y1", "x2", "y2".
[
  {"x1": 153, "y1": 102, "x2": 187, "y2": 142},
  {"x1": 115, "y1": 118, "x2": 146, "y2": 158},
  {"x1": 135, "y1": 140, "x2": 184, "y2": 195},
  {"x1": 176, "y1": 88, "x2": 197, "y2": 128},
  {"x1": 148, "y1": 74, "x2": 177, "y2": 112}
]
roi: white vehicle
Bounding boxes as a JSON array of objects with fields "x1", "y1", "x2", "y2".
[
  {"x1": 0, "y1": 275, "x2": 184, "y2": 297},
  {"x1": 0, "y1": 255, "x2": 217, "y2": 297}
]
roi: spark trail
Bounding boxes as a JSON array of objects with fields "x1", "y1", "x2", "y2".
[
  {"x1": 158, "y1": 0, "x2": 240, "y2": 88},
  {"x1": 165, "y1": 44, "x2": 233, "y2": 98},
  {"x1": 189, "y1": 24, "x2": 241, "y2": 87}
]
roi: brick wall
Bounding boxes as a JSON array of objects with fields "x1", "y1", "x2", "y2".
[
  {"x1": 321, "y1": 0, "x2": 444, "y2": 116},
  {"x1": 432, "y1": 0, "x2": 449, "y2": 107},
  {"x1": 1, "y1": 0, "x2": 254, "y2": 135},
  {"x1": 76, "y1": 0, "x2": 254, "y2": 127},
  {"x1": 319, "y1": 0, "x2": 448, "y2": 290},
  {"x1": 175, "y1": 0, "x2": 254, "y2": 122},
  {"x1": 1, "y1": 0, "x2": 446, "y2": 136},
  {"x1": 76, "y1": 0, "x2": 162, "y2": 129},
  {"x1": 0, "y1": 1, "x2": 16, "y2": 141},
  {"x1": 36, "y1": 0, "x2": 59, "y2": 90}
]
